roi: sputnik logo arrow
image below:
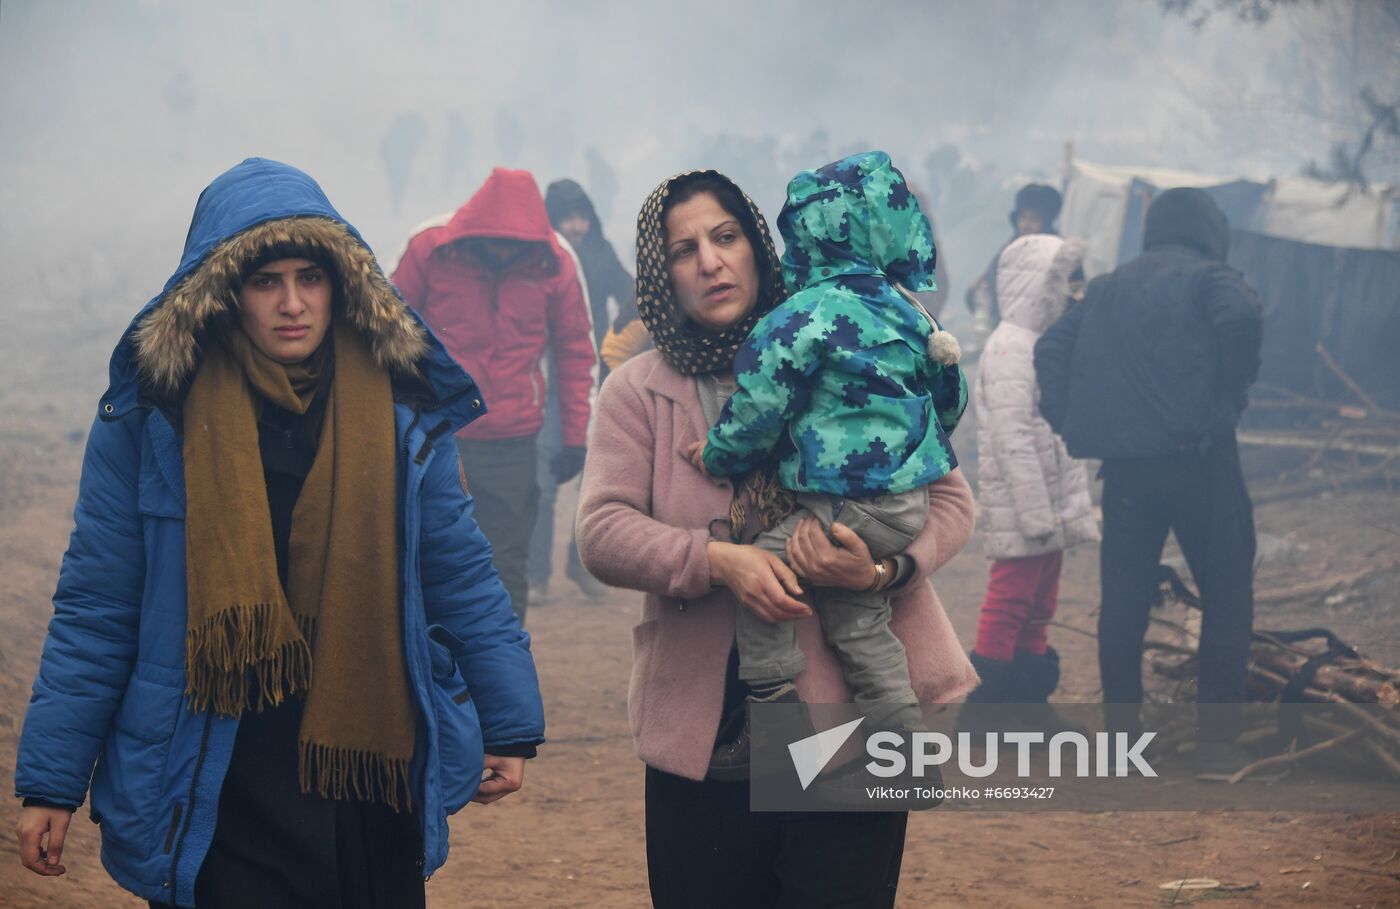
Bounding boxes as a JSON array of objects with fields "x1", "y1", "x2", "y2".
[{"x1": 787, "y1": 717, "x2": 865, "y2": 790}]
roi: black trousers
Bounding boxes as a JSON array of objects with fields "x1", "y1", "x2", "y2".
[
  {"x1": 645, "y1": 766, "x2": 908, "y2": 909},
  {"x1": 150, "y1": 698, "x2": 423, "y2": 909},
  {"x1": 457, "y1": 434, "x2": 540, "y2": 621},
  {"x1": 1097, "y1": 435, "x2": 1256, "y2": 740}
]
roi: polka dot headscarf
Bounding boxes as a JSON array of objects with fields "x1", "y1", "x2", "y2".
[{"x1": 634, "y1": 170, "x2": 787, "y2": 376}]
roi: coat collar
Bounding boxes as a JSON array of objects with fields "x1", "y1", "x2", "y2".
[{"x1": 635, "y1": 350, "x2": 713, "y2": 442}]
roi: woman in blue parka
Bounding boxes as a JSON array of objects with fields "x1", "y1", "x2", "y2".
[{"x1": 13, "y1": 158, "x2": 546, "y2": 908}]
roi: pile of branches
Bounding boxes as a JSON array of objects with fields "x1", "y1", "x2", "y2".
[
  {"x1": 1241, "y1": 343, "x2": 1400, "y2": 502},
  {"x1": 1147, "y1": 566, "x2": 1400, "y2": 783}
]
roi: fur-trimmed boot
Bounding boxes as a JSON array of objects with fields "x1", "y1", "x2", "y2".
[
  {"x1": 1012, "y1": 647, "x2": 1086, "y2": 736},
  {"x1": 956, "y1": 651, "x2": 1018, "y2": 738}
]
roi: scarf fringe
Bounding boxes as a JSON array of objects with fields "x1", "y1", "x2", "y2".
[
  {"x1": 298, "y1": 741, "x2": 413, "y2": 813},
  {"x1": 184, "y1": 603, "x2": 314, "y2": 716},
  {"x1": 730, "y1": 468, "x2": 797, "y2": 541}
]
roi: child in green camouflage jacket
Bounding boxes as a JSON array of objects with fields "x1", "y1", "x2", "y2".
[{"x1": 688, "y1": 151, "x2": 966, "y2": 778}]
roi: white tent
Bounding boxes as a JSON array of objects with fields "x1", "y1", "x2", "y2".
[{"x1": 1059, "y1": 158, "x2": 1399, "y2": 277}]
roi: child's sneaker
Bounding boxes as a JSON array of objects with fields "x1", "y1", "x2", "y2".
[{"x1": 707, "y1": 682, "x2": 801, "y2": 782}]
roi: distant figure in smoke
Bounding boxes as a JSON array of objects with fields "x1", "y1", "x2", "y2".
[
  {"x1": 598, "y1": 300, "x2": 654, "y2": 373},
  {"x1": 380, "y1": 111, "x2": 428, "y2": 215},
  {"x1": 440, "y1": 111, "x2": 475, "y2": 196},
  {"x1": 919, "y1": 209, "x2": 953, "y2": 319},
  {"x1": 584, "y1": 145, "x2": 619, "y2": 224},
  {"x1": 960, "y1": 234, "x2": 1098, "y2": 733},
  {"x1": 13, "y1": 158, "x2": 544, "y2": 907},
  {"x1": 963, "y1": 182, "x2": 1062, "y2": 345},
  {"x1": 522, "y1": 179, "x2": 641, "y2": 605},
  {"x1": 547, "y1": 174, "x2": 652, "y2": 375},
  {"x1": 393, "y1": 167, "x2": 595, "y2": 622},
  {"x1": 545, "y1": 178, "x2": 642, "y2": 369},
  {"x1": 1034, "y1": 187, "x2": 1263, "y2": 781}
]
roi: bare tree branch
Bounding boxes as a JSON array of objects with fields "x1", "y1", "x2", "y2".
[{"x1": 1159, "y1": 0, "x2": 1314, "y2": 30}]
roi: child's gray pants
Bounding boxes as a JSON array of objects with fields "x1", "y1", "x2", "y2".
[{"x1": 737, "y1": 489, "x2": 929, "y2": 731}]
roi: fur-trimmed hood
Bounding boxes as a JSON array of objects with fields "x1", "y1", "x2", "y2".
[{"x1": 100, "y1": 158, "x2": 479, "y2": 427}]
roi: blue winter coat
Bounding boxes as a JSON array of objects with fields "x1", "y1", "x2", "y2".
[{"x1": 13, "y1": 158, "x2": 546, "y2": 907}]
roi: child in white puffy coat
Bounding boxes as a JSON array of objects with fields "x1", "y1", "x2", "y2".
[{"x1": 965, "y1": 234, "x2": 1100, "y2": 721}]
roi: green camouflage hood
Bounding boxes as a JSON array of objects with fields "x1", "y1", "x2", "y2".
[
  {"x1": 777, "y1": 150, "x2": 937, "y2": 294},
  {"x1": 700, "y1": 153, "x2": 965, "y2": 498}
]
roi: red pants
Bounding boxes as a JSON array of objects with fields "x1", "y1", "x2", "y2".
[{"x1": 974, "y1": 551, "x2": 1064, "y2": 661}]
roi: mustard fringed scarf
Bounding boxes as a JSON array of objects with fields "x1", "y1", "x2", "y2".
[{"x1": 182, "y1": 321, "x2": 414, "y2": 810}]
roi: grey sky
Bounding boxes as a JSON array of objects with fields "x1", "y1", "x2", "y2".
[{"x1": 2, "y1": 0, "x2": 1396, "y2": 312}]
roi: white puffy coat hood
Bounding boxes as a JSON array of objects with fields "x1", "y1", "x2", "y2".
[
  {"x1": 996, "y1": 235, "x2": 1083, "y2": 334},
  {"x1": 972, "y1": 235, "x2": 1099, "y2": 559}
]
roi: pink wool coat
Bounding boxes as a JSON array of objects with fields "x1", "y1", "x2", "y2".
[{"x1": 576, "y1": 350, "x2": 979, "y2": 781}]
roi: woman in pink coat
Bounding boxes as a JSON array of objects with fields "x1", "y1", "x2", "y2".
[{"x1": 576, "y1": 169, "x2": 978, "y2": 909}]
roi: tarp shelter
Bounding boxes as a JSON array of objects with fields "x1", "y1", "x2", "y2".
[
  {"x1": 1059, "y1": 159, "x2": 1400, "y2": 410},
  {"x1": 1061, "y1": 159, "x2": 1400, "y2": 278},
  {"x1": 1233, "y1": 230, "x2": 1400, "y2": 412}
]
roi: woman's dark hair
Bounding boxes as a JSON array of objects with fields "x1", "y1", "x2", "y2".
[
  {"x1": 660, "y1": 173, "x2": 778, "y2": 312},
  {"x1": 236, "y1": 241, "x2": 340, "y2": 290}
]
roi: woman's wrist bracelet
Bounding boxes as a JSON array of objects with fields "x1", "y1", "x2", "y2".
[{"x1": 866, "y1": 558, "x2": 888, "y2": 592}]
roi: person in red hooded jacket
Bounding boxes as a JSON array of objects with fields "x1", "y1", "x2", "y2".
[{"x1": 393, "y1": 168, "x2": 596, "y2": 621}]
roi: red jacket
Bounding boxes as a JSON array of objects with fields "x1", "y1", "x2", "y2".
[{"x1": 393, "y1": 168, "x2": 595, "y2": 445}]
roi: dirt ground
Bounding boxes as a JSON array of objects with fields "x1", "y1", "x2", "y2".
[{"x1": 1, "y1": 316, "x2": 1398, "y2": 908}]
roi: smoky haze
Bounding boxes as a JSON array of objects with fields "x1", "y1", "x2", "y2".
[
  {"x1": 5, "y1": 8, "x2": 1400, "y2": 906},
  {"x1": 1, "y1": 0, "x2": 1397, "y2": 352}
]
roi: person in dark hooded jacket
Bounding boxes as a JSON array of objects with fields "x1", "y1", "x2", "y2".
[
  {"x1": 1033, "y1": 187, "x2": 1263, "y2": 780},
  {"x1": 524, "y1": 179, "x2": 639, "y2": 604},
  {"x1": 14, "y1": 158, "x2": 544, "y2": 908},
  {"x1": 545, "y1": 178, "x2": 639, "y2": 358},
  {"x1": 546, "y1": 179, "x2": 652, "y2": 376}
]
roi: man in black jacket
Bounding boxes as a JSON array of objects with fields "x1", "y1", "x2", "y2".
[{"x1": 1034, "y1": 188, "x2": 1263, "y2": 779}]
